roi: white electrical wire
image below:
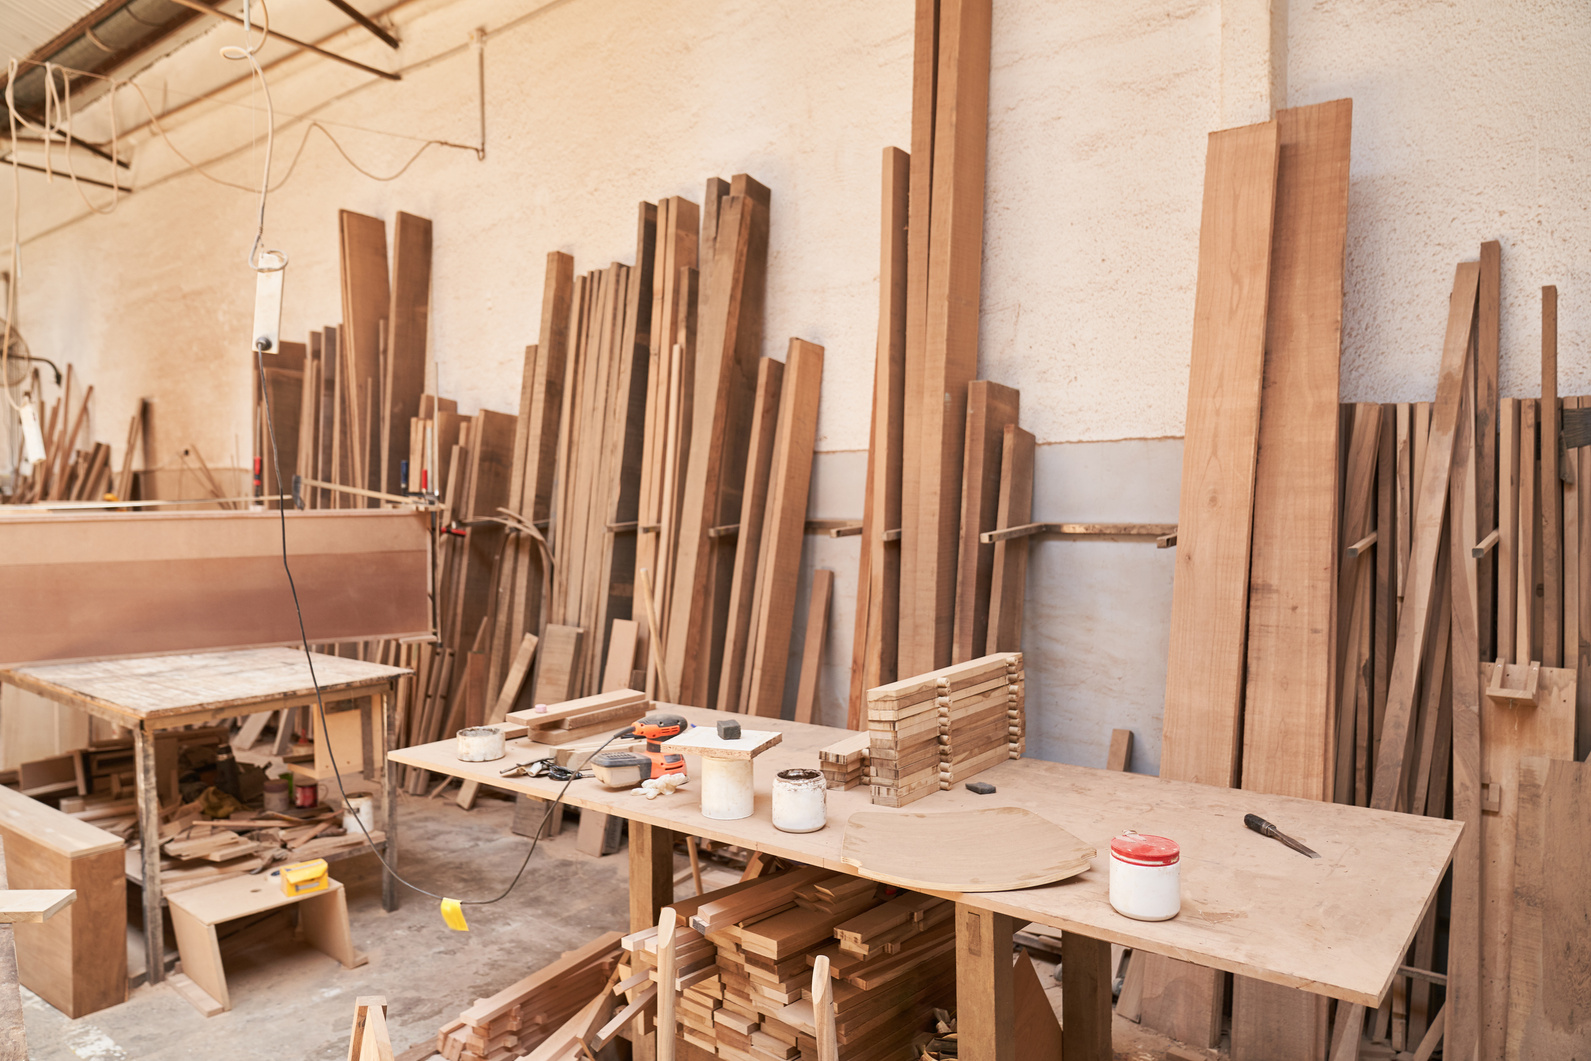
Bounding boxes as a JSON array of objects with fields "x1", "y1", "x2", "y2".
[{"x1": 221, "y1": 0, "x2": 285, "y2": 274}]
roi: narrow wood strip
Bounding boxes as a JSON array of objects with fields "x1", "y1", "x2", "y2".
[
  {"x1": 1476, "y1": 240, "x2": 1501, "y2": 659},
  {"x1": 985, "y1": 425, "x2": 1036, "y2": 656},
  {"x1": 718, "y1": 358, "x2": 786, "y2": 713},
  {"x1": 1518, "y1": 399, "x2": 1537, "y2": 662},
  {"x1": 1447, "y1": 354, "x2": 1481, "y2": 1061},
  {"x1": 1541, "y1": 285, "x2": 1562, "y2": 666},
  {"x1": 746, "y1": 340, "x2": 825, "y2": 718},
  {"x1": 794, "y1": 569, "x2": 834, "y2": 725},
  {"x1": 1142, "y1": 119, "x2": 1279, "y2": 1050},
  {"x1": 1497, "y1": 397, "x2": 1518, "y2": 663},
  {"x1": 1369, "y1": 261, "x2": 1479, "y2": 811},
  {"x1": 850, "y1": 145, "x2": 911, "y2": 729},
  {"x1": 951, "y1": 381, "x2": 1019, "y2": 664}
]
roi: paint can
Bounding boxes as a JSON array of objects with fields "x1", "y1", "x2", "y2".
[
  {"x1": 263, "y1": 779, "x2": 291, "y2": 814},
  {"x1": 771, "y1": 768, "x2": 827, "y2": 832},
  {"x1": 699, "y1": 757, "x2": 755, "y2": 820},
  {"x1": 1108, "y1": 831, "x2": 1181, "y2": 921},
  {"x1": 456, "y1": 726, "x2": 506, "y2": 762}
]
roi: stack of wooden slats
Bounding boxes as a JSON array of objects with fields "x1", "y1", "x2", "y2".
[
  {"x1": 815, "y1": 732, "x2": 869, "y2": 790},
  {"x1": 847, "y1": 0, "x2": 1036, "y2": 731},
  {"x1": 648, "y1": 865, "x2": 954, "y2": 1061},
  {"x1": 864, "y1": 652, "x2": 1023, "y2": 807},
  {"x1": 1134, "y1": 92, "x2": 1588, "y2": 1061},
  {"x1": 436, "y1": 932, "x2": 622, "y2": 1061},
  {"x1": 504, "y1": 689, "x2": 648, "y2": 745},
  {"x1": 4, "y1": 366, "x2": 146, "y2": 505}
]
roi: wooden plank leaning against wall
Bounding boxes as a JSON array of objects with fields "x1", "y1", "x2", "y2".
[
  {"x1": 1139, "y1": 117, "x2": 1280, "y2": 1049},
  {"x1": 1229, "y1": 97, "x2": 1353, "y2": 1061}
]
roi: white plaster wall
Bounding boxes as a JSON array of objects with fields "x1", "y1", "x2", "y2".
[
  {"x1": 1291, "y1": 0, "x2": 1591, "y2": 404},
  {"x1": 5, "y1": 0, "x2": 1590, "y2": 772}
]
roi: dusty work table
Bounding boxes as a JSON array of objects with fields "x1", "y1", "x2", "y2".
[
  {"x1": 391, "y1": 705, "x2": 1460, "y2": 1061},
  {"x1": 0, "y1": 646, "x2": 408, "y2": 986}
]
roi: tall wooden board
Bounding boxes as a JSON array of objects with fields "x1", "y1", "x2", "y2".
[
  {"x1": 384, "y1": 211, "x2": 431, "y2": 497},
  {"x1": 985, "y1": 425, "x2": 1035, "y2": 656},
  {"x1": 905, "y1": 0, "x2": 992, "y2": 677},
  {"x1": 746, "y1": 341, "x2": 824, "y2": 718},
  {"x1": 952, "y1": 381, "x2": 1019, "y2": 664},
  {"x1": 1371, "y1": 263, "x2": 1480, "y2": 812},
  {"x1": 338, "y1": 211, "x2": 390, "y2": 495},
  {"x1": 1480, "y1": 664, "x2": 1575, "y2": 1061},
  {"x1": 665, "y1": 182, "x2": 770, "y2": 707},
  {"x1": 1230, "y1": 100, "x2": 1351, "y2": 1061},
  {"x1": 718, "y1": 358, "x2": 785, "y2": 712},
  {"x1": 1506, "y1": 755, "x2": 1591, "y2": 1060},
  {"x1": 1541, "y1": 287, "x2": 1562, "y2": 667},
  {"x1": 850, "y1": 146, "x2": 911, "y2": 729},
  {"x1": 898, "y1": 0, "x2": 939, "y2": 692},
  {"x1": 793, "y1": 569, "x2": 834, "y2": 725},
  {"x1": 1143, "y1": 118, "x2": 1279, "y2": 1048}
]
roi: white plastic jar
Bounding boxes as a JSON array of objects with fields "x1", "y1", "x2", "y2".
[
  {"x1": 771, "y1": 768, "x2": 827, "y2": 832},
  {"x1": 1108, "y1": 831, "x2": 1181, "y2": 921}
]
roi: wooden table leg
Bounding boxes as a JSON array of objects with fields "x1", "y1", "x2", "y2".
[
  {"x1": 133, "y1": 726, "x2": 165, "y2": 985},
  {"x1": 629, "y1": 822, "x2": 675, "y2": 932},
  {"x1": 301, "y1": 885, "x2": 368, "y2": 969},
  {"x1": 0, "y1": 838, "x2": 30, "y2": 1060},
  {"x1": 956, "y1": 904, "x2": 1015, "y2": 1061},
  {"x1": 378, "y1": 685, "x2": 399, "y2": 911},
  {"x1": 629, "y1": 823, "x2": 675, "y2": 1061},
  {"x1": 1061, "y1": 930, "x2": 1114, "y2": 1061},
  {"x1": 167, "y1": 903, "x2": 228, "y2": 1012}
]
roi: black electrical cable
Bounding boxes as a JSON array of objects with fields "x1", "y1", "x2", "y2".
[{"x1": 256, "y1": 342, "x2": 615, "y2": 907}]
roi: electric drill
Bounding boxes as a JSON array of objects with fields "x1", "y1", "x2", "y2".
[{"x1": 589, "y1": 713, "x2": 690, "y2": 787}]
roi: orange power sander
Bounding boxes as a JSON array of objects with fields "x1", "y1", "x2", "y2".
[{"x1": 589, "y1": 713, "x2": 690, "y2": 787}]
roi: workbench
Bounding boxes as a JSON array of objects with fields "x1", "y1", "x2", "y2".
[
  {"x1": 0, "y1": 647, "x2": 408, "y2": 986},
  {"x1": 390, "y1": 706, "x2": 1461, "y2": 1061}
]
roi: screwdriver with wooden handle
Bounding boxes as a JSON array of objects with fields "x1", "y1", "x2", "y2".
[{"x1": 1244, "y1": 813, "x2": 1320, "y2": 858}]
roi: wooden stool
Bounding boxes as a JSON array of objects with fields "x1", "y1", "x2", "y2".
[{"x1": 166, "y1": 871, "x2": 367, "y2": 1015}]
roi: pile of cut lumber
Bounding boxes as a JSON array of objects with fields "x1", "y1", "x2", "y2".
[
  {"x1": 436, "y1": 931, "x2": 623, "y2": 1061},
  {"x1": 4, "y1": 366, "x2": 147, "y2": 505},
  {"x1": 1137, "y1": 94, "x2": 1590, "y2": 1061},
  {"x1": 865, "y1": 652, "x2": 1023, "y2": 807},
  {"x1": 815, "y1": 732, "x2": 869, "y2": 790},
  {"x1": 626, "y1": 865, "x2": 956, "y2": 1060},
  {"x1": 505, "y1": 689, "x2": 648, "y2": 746},
  {"x1": 846, "y1": 0, "x2": 1037, "y2": 731}
]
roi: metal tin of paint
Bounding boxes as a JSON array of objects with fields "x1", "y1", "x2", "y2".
[
  {"x1": 263, "y1": 779, "x2": 290, "y2": 814},
  {"x1": 771, "y1": 768, "x2": 827, "y2": 833},
  {"x1": 1108, "y1": 831, "x2": 1181, "y2": 921}
]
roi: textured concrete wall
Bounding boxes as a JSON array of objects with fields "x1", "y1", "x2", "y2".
[{"x1": 4, "y1": 0, "x2": 1589, "y2": 771}]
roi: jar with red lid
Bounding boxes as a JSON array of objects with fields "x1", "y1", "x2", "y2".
[{"x1": 1108, "y1": 831, "x2": 1181, "y2": 921}]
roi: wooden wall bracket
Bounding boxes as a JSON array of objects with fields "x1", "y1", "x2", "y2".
[
  {"x1": 1485, "y1": 658, "x2": 1541, "y2": 705},
  {"x1": 978, "y1": 522, "x2": 1178, "y2": 548}
]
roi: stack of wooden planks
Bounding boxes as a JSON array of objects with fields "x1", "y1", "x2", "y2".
[
  {"x1": 3, "y1": 366, "x2": 143, "y2": 505},
  {"x1": 436, "y1": 932, "x2": 623, "y2": 1061},
  {"x1": 1137, "y1": 105, "x2": 1588, "y2": 1061},
  {"x1": 848, "y1": 0, "x2": 1036, "y2": 731},
  {"x1": 627, "y1": 865, "x2": 956, "y2": 1060},
  {"x1": 816, "y1": 732, "x2": 869, "y2": 790},
  {"x1": 864, "y1": 652, "x2": 1023, "y2": 807},
  {"x1": 504, "y1": 689, "x2": 648, "y2": 746}
]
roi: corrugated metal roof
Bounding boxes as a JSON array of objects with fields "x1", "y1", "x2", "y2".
[{"x1": 0, "y1": 0, "x2": 105, "y2": 67}]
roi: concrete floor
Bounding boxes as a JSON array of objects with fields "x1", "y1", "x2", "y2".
[{"x1": 19, "y1": 790, "x2": 1207, "y2": 1061}]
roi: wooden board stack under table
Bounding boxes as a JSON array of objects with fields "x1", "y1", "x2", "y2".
[
  {"x1": 621, "y1": 865, "x2": 955, "y2": 1061},
  {"x1": 437, "y1": 933, "x2": 623, "y2": 1061},
  {"x1": 865, "y1": 653, "x2": 1024, "y2": 806}
]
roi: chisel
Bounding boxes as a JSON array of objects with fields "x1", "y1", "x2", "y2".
[{"x1": 1244, "y1": 813, "x2": 1320, "y2": 858}]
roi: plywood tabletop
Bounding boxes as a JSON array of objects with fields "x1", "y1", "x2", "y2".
[
  {"x1": 389, "y1": 705, "x2": 1459, "y2": 1007},
  {"x1": 0, "y1": 647, "x2": 409, "y2": 719}
]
